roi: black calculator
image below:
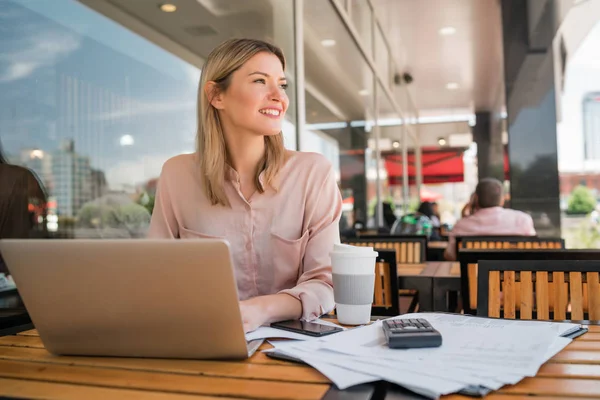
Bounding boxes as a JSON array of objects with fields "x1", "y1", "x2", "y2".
[{"x1": 382, "y1": 318, "x2": 443, "y2": 349}]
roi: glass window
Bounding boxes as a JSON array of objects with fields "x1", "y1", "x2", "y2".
[
  {"x1": 305, "y1": 0, "x2": 374, "y2": 230},
  {"x1": 349, "y1": 0, "x2": 373, "y2": 56},
  {"x1": 0, "y1": 0, "x2": 296, "y2": 239},
  {"x1": 368, "y1": 82, "x2": 399, "y2": 228},
  {"x1": 557, "y1": 15, "x2": 600, "y2": 247},
  {"x1": 375, "y1": 25, "x2": 390, "y2": 88}
]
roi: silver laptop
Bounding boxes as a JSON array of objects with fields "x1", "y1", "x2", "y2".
[{"x1": 0, "y1": 239, "x2": 263, "y2": 359}]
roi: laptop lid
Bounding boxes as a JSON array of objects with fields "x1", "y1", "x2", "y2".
[{"x1": 0, "y1": 239, "x2": 250, "y2": 360}]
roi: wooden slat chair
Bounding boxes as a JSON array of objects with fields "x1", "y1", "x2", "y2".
[
  {"x1": 455, "y1": 235, "x2": 564, "y2": 264},
  {"x1": 343, "y1": 236, "x2": 426, "y2": 313},
  {"x1": 371, "y1": 250, "x2": 399, "y2": 317},
  {"x1": 459, "y1": 249, "x2": 600, "y2": 315},
  {"x1": 477, "y1": 260, "x2": 600, "y2": 320},
  {"x1": 343, "y1": 235, "x2": 427, "y2": 264},
  {"x1": 455, "y1": 237, "x2": 565, "y2": 314}
]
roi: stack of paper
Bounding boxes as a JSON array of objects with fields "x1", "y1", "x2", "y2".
[{"x1": 263, "y1": 313, "x2": 586, "y2": 399}]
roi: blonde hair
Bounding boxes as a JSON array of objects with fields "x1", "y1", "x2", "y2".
[{"x1": 198, "y1": 38, "x2": 287, "y2": 207}]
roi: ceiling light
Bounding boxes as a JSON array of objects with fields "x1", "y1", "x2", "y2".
[
  {"x1": 159, "y1": 3, "x2": 177, "y2": 12},
  {"x1": 358, "y1": 89, "x2": 369, "y2": 96},
  {"x1": 439, "y1": 26, "x2": 456, "y2": 36},
  {"x1": 392, "y1": 141, "x2": 400, "y2": 149},
  {"x1": 446, "y1": 82, "x2": 459, "y2": 90},
  {"x1": 120, "y1": 134, "x2": 134, "y2": 146},
  {"x1": 438, "y1": 137, "x2": 447, "y2": 146},
  {"x1": 321, "y1": 39, "x2": 336, "y2": 47}
]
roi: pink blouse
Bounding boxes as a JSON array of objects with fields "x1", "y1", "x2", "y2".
[{"x1": 147, "y1": 151, "x2": 342, "y2": 320}]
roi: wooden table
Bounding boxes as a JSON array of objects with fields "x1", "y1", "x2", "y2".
[
  {"x1": 1, "y1": 326, "x2": 600, "y2": 399},
  {"x1": 432, "y1": 262, "x2": 461, "y2": 312},
  {"x1": 426, "y1": 241, "x2": 448, "y2": 261},
  {"x1": 427, "y1": 241, "x2": 448, "y2": 250},
  {"x1": 0, "y1": 329, "x2": 373, "y2": 399},
  {"x1": 397, "y1": 263, "x2": 439, "y2": 312}
]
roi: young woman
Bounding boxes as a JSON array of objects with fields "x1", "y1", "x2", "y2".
[{"x1": 148, "y1": 39, "x2": 342, "y2": 333}]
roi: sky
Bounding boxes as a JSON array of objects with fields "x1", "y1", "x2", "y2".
[{"x1": 0, "y1": 0, "x2": 201, "y2": 191}]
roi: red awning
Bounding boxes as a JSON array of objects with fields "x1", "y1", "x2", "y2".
[{"x1": 385, "y1": 147, "x2": 468, "y2": 185}]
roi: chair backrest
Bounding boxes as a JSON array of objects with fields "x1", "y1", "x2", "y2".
[
  {"x1": 477, "y1": 260, "x2": 600, "y2": 321},
  {"x1": 343, "y1": 235, "x2": 427, "y2": 264},
  {"x1": 459, "y1": 249, "x2": 600, "y2": 315},
  {"x1": 371, "y1": 249, "x2": 399, "y2": 316},
  {"x1": 455, "y1": 236, "x2": 564, "y2": 264},
  {"x1": 456, "y1": 236, "x2": 565, "y2": 313},
  {"x1": 356, "y1": 229, "x2": 379, "y2": 237}
]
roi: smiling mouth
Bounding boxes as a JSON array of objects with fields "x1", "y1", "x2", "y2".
[{"x1": 259, "y1": 109, "x2": 281, "y2": 117}]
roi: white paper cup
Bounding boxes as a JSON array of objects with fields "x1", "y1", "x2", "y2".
[{"x1": 330, "y1": 244, "x2": 378, "y2": 325}]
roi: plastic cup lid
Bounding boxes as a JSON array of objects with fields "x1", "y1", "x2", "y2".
[{"x1": 330, "y1": 243, "x2": 378, "y2": 257}]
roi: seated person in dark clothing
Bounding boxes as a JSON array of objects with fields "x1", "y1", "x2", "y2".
[
  {"x1": 382, "y1": 201, "x2": 397, "y2": 232},
  {"x1": 417, "y1": 201, "x2": 442, "y2": 240},
  {"x1": 0, "y1": 145, "x2": 48, "y2": 276},
  {"x1": 340, "y1": 208, "x2": 366, "y2": 238},
  {"x1": 417, "y1": 201, "x2": 441, "y2": 227}
]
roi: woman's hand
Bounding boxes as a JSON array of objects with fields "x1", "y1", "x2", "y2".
[
  {"x1": 239, "y1": 297, "x2": 269, "y2": 333},
  {"x1": 239, "y1": 294, "x2": 303, "y2": 333}
]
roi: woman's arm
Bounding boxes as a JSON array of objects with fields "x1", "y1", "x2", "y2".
[
  {"x1": 240, "y1": 159, "x2": 342, "y2": 332},
  {"x1": 277, "y1": 162, "x2": 341, "y2": 320}
]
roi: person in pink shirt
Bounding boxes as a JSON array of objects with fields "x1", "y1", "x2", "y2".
[
  {"x1": 444, "y1": 178, "x2": 536, "y2": 260},
  {"x1": 148, "y1": 39, "x2": 342, "y2": 332}
]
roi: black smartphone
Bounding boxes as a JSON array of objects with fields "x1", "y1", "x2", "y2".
[{"x1": 270, "y1": 319, "x2": 343, "y2": 337}]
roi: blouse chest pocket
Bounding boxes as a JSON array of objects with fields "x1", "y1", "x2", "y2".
[{"x1": 269, "y1": 229, "x2": 310, "y2": 287}]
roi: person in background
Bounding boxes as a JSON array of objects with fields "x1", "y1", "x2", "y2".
[
  {"x1": 417, "y1": 201, "x2": 441, "y2": 228},
  {"x1": 461, "y1": 192, "x2": 477, "y2": 218},
  {"x1": 340, "y1": 208, "x2": 366, "y2": 238},
  {"x1": 0, "y1": 143, "x2": 48, "y2": 276},
  {"x1": 431, "y1": 202, "x2": 441, "y2": 224},
  {"x1": 416, "y1": 201, "x2": 441, "y2": 240},
  {"x1": 382, "y1": 201, "x2": 398, "y2": 231},
  {"x1": 148, "y1": 39, "x2": 342, "y2": 333},
  {"x1": 444, "y1": 178, "x2": 536, "y2": 260}
]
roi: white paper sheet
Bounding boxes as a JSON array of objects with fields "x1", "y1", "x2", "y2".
[{"x1": 264, "y1": 313, "x2": 577, "y2": 399}]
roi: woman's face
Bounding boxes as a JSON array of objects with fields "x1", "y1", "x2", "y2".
[{"x1": 212, "y1": 52, "x2": 288, "y2": 137}]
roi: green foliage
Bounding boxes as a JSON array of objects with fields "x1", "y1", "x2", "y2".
[
  {"x1": 77, "y1": 203, "x2": 106, "y2": 228},
  {"x1": 76, "y1": 201, "x2": 150, "y2": 237},
  {"x1": 103, "y1": 203, "x2": 151, "y2": 230},
  {"x1": 571, "y1": 219, "x2": 600, "y2": 249},
  {"x1": 407, "y1": 198, "x2": 420, "y2": 213},
  {"x1": 138, "y1": 192, "x2": 155, "y2": 215},
  {"x1": 567, "y1": 185, "x2": 596, "y2": 215},
  {"x1": 367, "y1": 195, "x2": 396, "y2": 217}
]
